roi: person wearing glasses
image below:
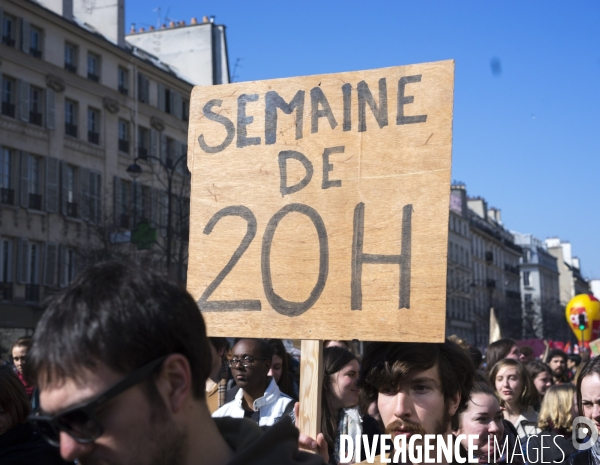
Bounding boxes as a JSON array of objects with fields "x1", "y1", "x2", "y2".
[
  {"x1": 24, "y1": 262, "x2": 324, "y2": 465},
  {"x1": 0, "y1": 366, "x2": 67, "y2": 464},
  {"x1": 213, "y1": 338, "x2": 296, "y2": 426}
]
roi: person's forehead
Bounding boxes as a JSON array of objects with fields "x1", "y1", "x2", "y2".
[
  {"x1": 12, "y1": 346, "x2": 27, "y2": 355},
  {"x1": 581, "y1": 373, "x2": 600, "y2": 399},
  {"x1": 232, "y1": 340, "x2": 260, "y2": 355},
  {"x1": 551, "y1": 356, "x2": 564, "y2": 362},
  {"x1": 393, "y1": 363, "x2": 442, "y2": 386},
  {"x1": 39, "y1": 363, "x2": 123, "y2": 415}
]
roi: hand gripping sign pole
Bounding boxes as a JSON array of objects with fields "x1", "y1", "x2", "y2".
[{"x1": 186, "y1": 60, "x2": 455, "y2": 441}]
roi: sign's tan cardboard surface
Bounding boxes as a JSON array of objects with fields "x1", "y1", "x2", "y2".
[{"x1": 187, "y1": 60, "x2": 454, "y2": 342}]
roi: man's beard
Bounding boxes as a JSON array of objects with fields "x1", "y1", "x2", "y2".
[{"x1": 552, "y1": 367, "x2": 564, "y2": 377}]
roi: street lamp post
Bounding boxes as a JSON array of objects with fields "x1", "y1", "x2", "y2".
[{"x1": 126, "y1": 154, "x2": 188, "y2": 275}]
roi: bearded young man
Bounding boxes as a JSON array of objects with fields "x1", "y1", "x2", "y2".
[
  {"x1": 356, "y1": 340, "x2": 476, "y2": 464},
  {"x1": 24, "y1": 261, "x2": 324, "y2": 465}
]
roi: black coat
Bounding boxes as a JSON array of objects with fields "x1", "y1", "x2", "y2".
[{"x1": 0, "y1": 422, "x2": 68, "y2": 465}]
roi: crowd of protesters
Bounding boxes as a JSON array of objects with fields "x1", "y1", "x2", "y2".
[{"x1": 0, "y1": 261, "x2": 598, "y2": 464}]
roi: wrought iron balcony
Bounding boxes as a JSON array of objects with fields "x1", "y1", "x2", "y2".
[
  {"x1": 118, "y1": 139, "x2": 129, "y2": 153},
  {"x1": 28, "y1": 193, "x2": 42, "y2": 210},
  {"x1": 0, "y1": 282, "x2": 12, "y2": 301},
  {"x1": 25, "y1": 284, "x2": 40, "y2": 302},
  {"x1": 2, "y1": 36, "x2": 15, "y2": 47},
  {"x1": 118, "y1": 86, "x2": 128, "y2": 96},
  {"x1": 0, "y1": 188, "x2": 14, "y2": 205},
  {"x1": 30, "y1": 47, "x2": 42, "y2": 58},
  {"x1": 65, "y1": 123, "x2": 78, "y2": 137},
  {"x1": 64, "y1": 63, "x2": 77, "y2": 73},
  {"x1": 67, "y1": 202, "x2": 78, "y2": 218},
  {"x1": 88, "y1": 131, "x2": 100, "y2": 145},
  {"x1": 1, "y1": 102, "x2": 15, "y2": 118},
  {"x1": 138, "y1": 147, "x2": 148, "y2": 160},
  {"x1": 87, "y1": 72, "x2": 100, "y2": 82},
  {"x1": 29, "y1": 111, "x2": 43, "y2": 126}
]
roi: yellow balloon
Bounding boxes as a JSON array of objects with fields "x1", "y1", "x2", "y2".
[{"x1": 565, "y1": 294, "x2": 600, "y2": 342}]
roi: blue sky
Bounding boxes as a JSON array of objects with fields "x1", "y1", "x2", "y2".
[{"x1": 128, "y1": 1, "x2": 600, "y2": 277}]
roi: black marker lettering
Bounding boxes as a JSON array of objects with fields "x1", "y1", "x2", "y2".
[
  {"x1": 310, "y1": 87, "x2": 338, "y2": 133},
  {"x1": 351, "y1": 203, "x2": 412, "y2": 310},
  {"x1": 278, "y1": 150, "x2": 314, "y2": 197},
  {"x1": 342, "y1": 83, "x2": 352, "y2": 131},
  {"x1": 197, "y1": 99, "x2": 235, "y2": 153},
  {"x1": 397, "y1": 75, "x2": 428, "y2": 125},
  {"x1": 322, "y1": 146, "x2": 343, "y2": 190},
  {"x1": 198, "y1": 206, "x2": 261, "y2": 311},
  {"x1": 237, "y1": 94, "x2": 261, "y2": 148},
  {"x1": 358, "y1": 78, "x2": 388, "y2": 132},
  {"x1": 262, "y1": 204, "x2": 329, "y2": 317},
  {"x1": 265, "y1": 90, "x2": 305, "y2": 144}
]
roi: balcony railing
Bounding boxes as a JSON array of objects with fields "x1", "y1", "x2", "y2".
[
  {"x1": 138, "y1": 147, "x2": 148, "y2": 160},
  {"x1": 67, "y1": 202, "x2": 78, "y2": 218},
  {"x1": 1, "y1": 102, "x2": 15, "y2": 118},
  {"x1": 486, "y1": 279, "x2": 496, "y2": 289},
  {"x1": 87, "y1": 72, "x2": 100, "y2": 82},
  {"x1": 65, "y1": 123, "x2": 78, "y2": 137},
  {"x1": 30, "y1": 47, "x2": 42, "y2": 58},
  {"x1": 118, "y1": 86, "x2": 128, "y2": 96},
  {"x1": 29, "y1": 193, "x2": 42, "y2": 210},
  {"x1": 29, "y1": 111, "x2": 43, "y2": 126},
  {"x1": 2, "y1": 36, "x2": 15, "y2": 47},
  {"x1": 119, "y1": 214, "x2": 130, "y2": 229},
  {"x1": 1, "y1": 188, "x2": 14, "y2": 205},
  {"x1": 88, "y1": 131, "x2": 100, "y2": 145},
  {"x1": 118, "y1": 139, "x2": 129, "y2": 153},
  {"x1": 25, "y1": 284, "x2": 40, "y2": 302},
  {"x1": 0, "y1": 282, "x2": 12, "y2": 301},
  {"x1": 64, "y1": 63, "x2": 77, "y2": 73}
]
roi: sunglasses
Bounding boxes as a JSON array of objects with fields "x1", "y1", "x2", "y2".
[
  {"x1": 226, "y1": 355, "x2": 269, "y2": 369},
  {"x1": 28, "y1": 355, "x2": 167, "y2": 447}
]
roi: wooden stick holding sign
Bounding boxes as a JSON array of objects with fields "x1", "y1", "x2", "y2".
[{"x1": 186, "y1": 60, "x2": 454, "y2": 440}]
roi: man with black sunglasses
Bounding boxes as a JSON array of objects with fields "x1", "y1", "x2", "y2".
[
  {"x1": 213, "y1": 338, "x2": 295, "y2": 426},
  {"x1": 24, "y1": 261, "x2": 324, "y2": 465}
]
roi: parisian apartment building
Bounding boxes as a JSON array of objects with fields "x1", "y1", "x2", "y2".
[{"x1": 0, "y1": 0, "x2": 229, "y2": 349}]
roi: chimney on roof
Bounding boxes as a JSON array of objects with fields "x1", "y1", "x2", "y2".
[
  {"x1": 169, "y1": 21, "x2": 175, "y2": 28},
  {"x1": 139, "y1": 27, "x2": 145, "y2": 32},
  {"x1": 73, "y1": 0, "x2": 125, "y2": 46},
  {"x1": 36, "y1": 0, "x2": 74, "y2": 20},
  {"x1": 149, "y1": 25, "x2": 155, "y2": 31},
  {"x1": 191, "y1": 17, "x2": 198, "y2": 24},
  {"x1": 161, "y1": 24, "x2": 166, "y2": 29},
  {"x1": 202, "y1": 16, "x2": 209, "y2": 23},
  {"x1": 130, "y1": 23, "x2": 136, "y2": 34}
]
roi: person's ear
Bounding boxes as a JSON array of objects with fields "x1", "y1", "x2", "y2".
[
  {"x1": 264, "y1": 358, "x2": 272, "y2": 371},
  {"x1": 156, "y1": 354, "x2": 192, "y2": 413},
  {"x1": 447, "y1": 391, "x2": 461, "y2": 417}
]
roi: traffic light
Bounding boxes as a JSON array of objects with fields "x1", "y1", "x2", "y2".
[{"x1": 579, "y1": 314, "x2": 586, "y2": 331}]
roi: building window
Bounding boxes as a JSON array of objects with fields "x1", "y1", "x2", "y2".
[
  {"x1": 65, "y1": 165, "x2": 78, "y2": 218},
  {"x1": 29, "y1": 86, "x2": 43, "y2": 126},
  {"x1": 137, "y1": 73, "x2": 149, "y2": 103},
  {"x1": 88, "y1": 108, "x2": 100, "y2": 144},
  {"x1": 138, "y1": 127, "x2": 149, "y2": 159},
  {"x1": 524, "y1": 293, "x2": 533, "y2": 310},
  {"x1": 65, "y1": 100, "x2": 78, "y2": 137},
  {"x1": 116, "y1": 179, "x2": 131, "y2": 228},
  {"x1": 523, "y1": 271, "x2": 530, "y2": 287},
  {"x1": 523, "y1": 249, "x2": 530, "y2": 263},
  {"x1": 118, "y1": 120, "x2": 129, "y2": 153},
  {"x1": 165, "y1": 88, "x2": 172, "y2": 114},
  {"x1": 88, "y1": 171, "x2": 102, "y2": 224},
  {"x1": 0, "y1": 238, "x2": 13, "y2": 301},
  {"x1": 1, "y1": 14, "x2": 16, "y2": 47},
  {"x1": 30, "y1": 26, "x2": 43, "y2": 58},
  {"x1": 65, "y1": 249, "x2": 77, "y2": 284},
  {"x1": 118, "y1": 67, "x2": 128, "y2": 95},
  {"x1": 0, "y1": 148, "x2": 14, "y2": 205},
  {"x1": 64, "y1": 43, "x2": 77, "y2": 73},
  {"x1": 182, "y1": 99, "x2": 189, "y2": 121},
  {"x1": 1, "y1": 76, "x2": 16, "y2": 118},
  {"x1": 28, "y1": 155, "x2": 42, "y2": 209},
  {"x1": 87, "y1": 53, "x2": 100, "y2": 82}
]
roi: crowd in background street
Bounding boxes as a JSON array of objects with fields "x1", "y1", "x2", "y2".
[{"x1": 1, "y1": 262, "x2": 600, "y2": 464}]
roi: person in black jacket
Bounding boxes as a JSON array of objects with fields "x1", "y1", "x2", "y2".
[
  {"x1": 0, "y1": 366, "x2": 67, "y2": 465},
  {"x1": 24, "y1": 261, "x2": 324, "y2": 465}
]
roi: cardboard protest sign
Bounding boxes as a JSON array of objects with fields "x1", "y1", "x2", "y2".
[{"x1": 187, "y1": 60, "x2": 454, "y2": 342}]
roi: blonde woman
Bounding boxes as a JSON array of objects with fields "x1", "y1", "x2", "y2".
[{"x1": 490, "y1": 358, "x2": 540, "y2": 439}]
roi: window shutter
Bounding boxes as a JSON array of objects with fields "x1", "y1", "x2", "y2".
[
  {"x1": 60, "y1": 161, "x2": 68, "y2": 215},
  {"x1": 80, "y1": 168, "x2": 90, "y2": 221},
  {"x1": 45, "y1": 89, "x2": 55, "y2": 129},
  {"x1": 134, "y1": 182, "x2": 142, "y2": 224},
  {"x1": 20, "y1": 152, "x2": 30, "y2": 207},
  {"x1": 43, "y1": 242, "x2": 57, "y2": 287},
  {"x1": 0, "y1": 237, "x2": 3, "y2": 283},
  {"x1": 150, "y1": 129, "x2": 158, "y2": 164},
  {"x1": 20, "y1": 19, "x2": 30, "y2": 53},
  {"x1": 45, "y1": 156, "x2": 59, "y2": 212},
  {"x1": 0, "y1": 8, "x2": 4, "y2": 40},
  {"x1": 173, "y1": 91, "x2": 182, "y2": 119},
  {"x1": 18, "y1": 80, "x2": 30, "y2": 122},
  {"x1": 150, "y1": 187, "x2": 160, "y2": 227},
  {"x1": 175, "y1": 141, "x2": 184, "y2": 173},
  {"x1": 113, "y1": 176, "x2": 119, "y2": 225},
  {"x1": 93, "y1": 171, "x2": 102, "y2": 224},
  {"x1": 160, "y1": 190, "x2": 168, "y2": 236},
  {"x1": 157, "y1": 83, "x2": 165, "y2": 111},
  {"x1": 58, "y1": 245, "x2": 66, "y2": 288},
  {"x1": 160, "y1": 133, "x2": 167, "y2": 163},
  {"x1": 17, "y1": 238, "x2": 29, "y2": 284}
]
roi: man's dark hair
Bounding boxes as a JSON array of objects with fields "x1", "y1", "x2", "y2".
[
  {"x1": 209, "y1": 337, "x2": 229, "y2": 354},
  {"x1": 520, "y1": 345, "x2": 533, "y2": 357},
  {"x1": 359, "y1": 340, "x2": 476, "y2": 430},
  {"x1": 577, "y1": 356, "x2": 600, "y2": 415},
  {"x1": 25, "y1": 261, "x2": 211, "y2": 400},
  {"x1": 233, "y1": 338, "x2": 274, "y2": 360},
  {"x1": 485, "y1": 338, "x2": 517, "y2": 371},
  {"x1": 545, "y1": 349, "x2": 567, "y2": 364},
  {"x1": 526, "y1": 359, "x2": 553, "y2": 381},
  {"x1": 568, "y1": 354, "x2": 582, "y2": 366},
  {"x1": 468, "y1": 345, "x2": 483, "y2": 369}
]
